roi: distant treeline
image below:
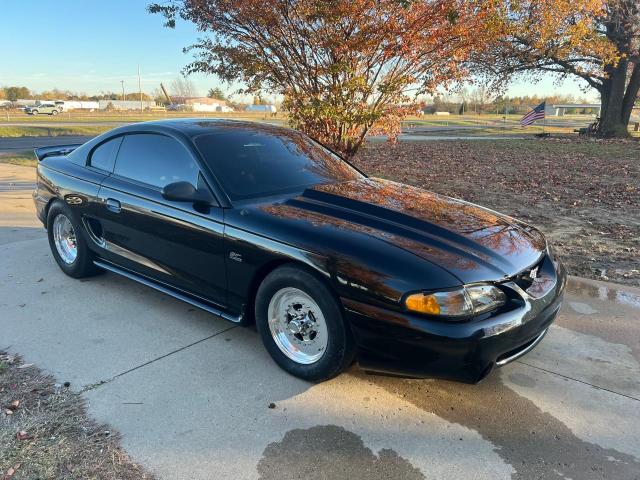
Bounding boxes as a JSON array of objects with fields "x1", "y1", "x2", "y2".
[
  {"x1": 422, "y1": 92, "x2": 599, "y2": 115},
  {"x1": 1, "y1": 85, "x2": 607, "y2": 116},
  {"x1": 0, "y1": 85, "x2": 250, "y2": 112},
  {"x1": 0, "y1": 86, "x2": 153, "y2": 103}
]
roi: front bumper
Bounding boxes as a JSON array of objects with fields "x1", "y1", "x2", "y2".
[{"x1": 343, "y1": 256, "x2": 567, "y2": 383}]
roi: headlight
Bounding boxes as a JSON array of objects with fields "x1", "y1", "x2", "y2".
[{"x1": 405, "y1": 284, "x2": 506, "y2": 318}]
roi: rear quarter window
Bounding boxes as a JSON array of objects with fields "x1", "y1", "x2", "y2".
[
  {"x1": 89, "y1": 137, "x2": 122, "y2": 172},
  {"x1": 114, "y1": 133, "x2": 198, "y2": 189}
]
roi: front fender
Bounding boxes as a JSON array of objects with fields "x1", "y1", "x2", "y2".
[{"x1": 223, "y1": 218, "x2": 461, "y2": 315}]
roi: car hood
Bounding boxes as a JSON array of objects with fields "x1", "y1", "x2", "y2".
[{"x1": 273, "y1": 178, "x2": 546, "y2": 284}]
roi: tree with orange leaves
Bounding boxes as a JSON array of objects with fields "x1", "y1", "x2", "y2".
[
  {"x1": 149, "y1": 0, "x2": 494, "y2": 157},
  {"x1": 476, "y1": 0, "x2": 639, "y2": 137}
]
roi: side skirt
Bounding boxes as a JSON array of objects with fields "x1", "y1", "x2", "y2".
[{"x1": 93, "y1": 260, "x2": 242, "y2": 324}]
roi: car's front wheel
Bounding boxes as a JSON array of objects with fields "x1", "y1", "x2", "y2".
[
  {"x1": 30, "y1": 110, "x2": 38, "y2": 115},
  {"x1": 47, "y1": 202, "x2": 101, "y2": 278},
  {"x1": 255, "y1": 265, "x2": 355, "y2": 382}
]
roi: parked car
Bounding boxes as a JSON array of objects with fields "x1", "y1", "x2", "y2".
[
  {"x1": 32, "y1": 119, "x2": 566, "y2": 382},
  {"x1": 26, "y1": 103, "x2": 60, "y2": 115}
]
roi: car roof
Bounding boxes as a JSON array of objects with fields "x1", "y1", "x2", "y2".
[{"x1": 114, "y1": 118, "x2": 291, "y2": 139}]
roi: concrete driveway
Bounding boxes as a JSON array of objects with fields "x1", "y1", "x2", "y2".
[{"x1": 1, "y1": 163, "x2": 639, "y2": 479}]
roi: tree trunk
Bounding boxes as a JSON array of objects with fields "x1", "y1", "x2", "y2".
[
  {"x1": 598, "y1": 59, "x2": 630, "y2": 137},
  {"x1": 622, "y1": 62, "x2": 640, "y2": 126}
]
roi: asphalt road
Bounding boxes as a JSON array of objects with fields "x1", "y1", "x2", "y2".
[
  {"x1": 0, "y1": 131, "x2": 526, "y2": 154},
  {"x1": 0, "y1": 135, "x2": 95, "y2": 151},
  {"x1": 0, "y1": 114, "x2": 602, "y2": 153},
  {"x1": 1, "y1": 164, "x2": 639, "y2": 480},
  {"x1": 1, "y1": 121, "x2": 125, "y2": 127}
]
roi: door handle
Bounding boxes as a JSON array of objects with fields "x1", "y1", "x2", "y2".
[{"x1": 106, "y1": 198, "x2": 121, "y2": 213}]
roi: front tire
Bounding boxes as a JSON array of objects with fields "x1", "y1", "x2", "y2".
[
  {"x1": 255, "y1": 265, "x2": 355, "y2": 382},
  {"x1": 47, "y1": 202, "x2": 101, "y2": 278}
]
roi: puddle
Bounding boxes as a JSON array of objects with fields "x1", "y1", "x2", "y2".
[
  {"x1": 568, "y1": 301, "x2": 598, "y2": 315},
  {"x1": 257, "y1": 425, "x2": 424, "y2": 480},
  {"x1": 566, "y1": 278, "x2": 640, "y2": 310},
  {"x1": 559, "y1": 279, "x2": 640, "y2": 361}
]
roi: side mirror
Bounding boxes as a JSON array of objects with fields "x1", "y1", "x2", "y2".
[{"x1": 161, "y1": 181, "x2": 215, "y2": 205}]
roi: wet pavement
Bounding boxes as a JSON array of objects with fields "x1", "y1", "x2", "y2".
[{"x1": 0, "y1": 163, "x2": 639, "y2": 479}]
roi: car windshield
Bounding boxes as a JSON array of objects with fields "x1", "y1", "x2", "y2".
[{"x1": 195, "y1": 128, "x2": 364, "y2": 200}]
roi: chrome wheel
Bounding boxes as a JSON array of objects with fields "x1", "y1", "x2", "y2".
[
  {"x1": 267, "y1": 287, "x2": 328, "y2": 365},
  {"x1": 52, "y1": 214, "x2": 77, "y2": 264}
]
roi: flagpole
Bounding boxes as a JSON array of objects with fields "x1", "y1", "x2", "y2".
[{"x1": 542, "y1": 100, "x2": 546, "y2": 135}]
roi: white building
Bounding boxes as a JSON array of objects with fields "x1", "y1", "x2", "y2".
[
  {"x1": 54, "y1": 100, "x2": 99, "y2": 111},
  {"x1": 245, "y1": 104, "x2": 277, "y2": 113},
  {"x1": 170, "y1": 97, "x2": 234, "y2": 113},
  {"x1": 98, "y1": 100, "x2": 156, "y2": 110}
]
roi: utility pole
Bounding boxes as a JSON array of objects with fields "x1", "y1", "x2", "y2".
[
  {"x1": 138, "y1": 66, "x2": 143, "y2": 113},
  {"x1": 504, "y1": 97, "x2": 509, "y2": 129},
  {"x1": 120, "y1": 81, "x2": 125, "y2": 101}
]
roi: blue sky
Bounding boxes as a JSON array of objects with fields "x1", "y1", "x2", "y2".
[{"x1": 0, "y1": 0, "x2": 598, "y2": 101}]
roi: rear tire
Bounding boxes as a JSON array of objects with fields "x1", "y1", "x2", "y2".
[
  {"x1": 47, "y1": 201, "x2": 101, "y2": 278},
  {"x1": 255, "y1": 265, "x2": 355, "y2": 382},
  {"x1": 51, "y1": 110, "x2": 59, "y2": 116}
]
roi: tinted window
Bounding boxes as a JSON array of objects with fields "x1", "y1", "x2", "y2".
[
  {"x1": 195, "y1": 129, "x2": 362, "y2": 200},
  {"x1": 89, "y1": 137, "x2": 122, "y2": 172},
  {"x1": 115, "y1": 134, "x2": 198, "y2": 188}
]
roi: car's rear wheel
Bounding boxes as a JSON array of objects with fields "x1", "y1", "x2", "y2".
[
  {"x1": 51, "y1": 110, "x2": 58, "y2": 115},
  {"x1": 47, "y1": 202, "x2": 101, "y2": 278},
  {"x1": 255, "y1": 265, "x2": 355, "y2": 382}
]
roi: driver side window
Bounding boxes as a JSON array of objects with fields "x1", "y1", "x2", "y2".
[{"x1": 114, "y1": 133, "x2": 199, "y2": 189}]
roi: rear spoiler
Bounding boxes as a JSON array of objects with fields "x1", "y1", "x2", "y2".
[{"x1": 34, "y1": 144, "x2": 82, "y2": 161}]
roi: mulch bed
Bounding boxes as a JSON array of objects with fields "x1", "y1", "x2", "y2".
[{"x1": 0, "y1": 352, "x2": 154, "y2": 480}]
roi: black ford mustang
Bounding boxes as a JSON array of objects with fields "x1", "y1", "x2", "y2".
[{"x1": 33, "y1": 119, "x2": 566, "y2": 382}]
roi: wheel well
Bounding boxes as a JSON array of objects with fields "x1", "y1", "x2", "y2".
[
  {"x1": 243, "y1": 259, "x2": 344, "y2": 326},
  {"x1": 44, "y1": 197, "x2": 63, "y2": 224}
]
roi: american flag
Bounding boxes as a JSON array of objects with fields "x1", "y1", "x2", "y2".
[{"x1": 520, "y1": 101, "x2": 546, "y2": 126}]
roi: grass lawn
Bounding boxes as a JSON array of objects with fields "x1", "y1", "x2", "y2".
[
  {"x1": 0, "y1": 150, "x2": 37, "y2": 167},
  {"x1": 354, "y1": 137, "x2": 640, "y2": 287},
  {"x1": 0, "y1": 126, "x2": 111, "y2": 138},
  {"x1": 1, "y1": 110, "x2": 285, "y2": 125},
  {"x1": 0, "y1": 352, "x2": 154, "y2": 479}
]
